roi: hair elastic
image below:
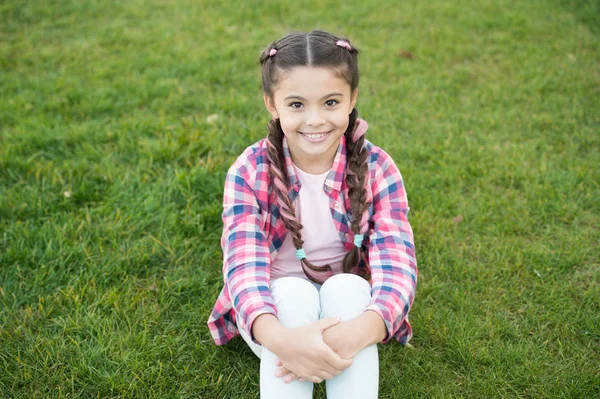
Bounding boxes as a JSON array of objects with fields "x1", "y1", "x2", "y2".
[
  {"x1": 353, "y1": 234, "x2": 364, "y2": 248},
  {"x1": 269, "y1": 48, "x2": 277, "y2": 57},
  {"x1": 296, "y1": 248, "x2": 307, "y2": 260},
  {"x1": 336, "y1": 40, "x2": 352, "y2": 50}
]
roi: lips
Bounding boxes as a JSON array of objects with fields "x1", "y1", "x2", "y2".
[{"x1": 300, "y1": 130, "x2": 332, "y2": 140}]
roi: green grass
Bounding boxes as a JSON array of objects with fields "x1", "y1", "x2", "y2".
[{"x1": 1, "y1": 0, "x2": 599, "y2": 397}]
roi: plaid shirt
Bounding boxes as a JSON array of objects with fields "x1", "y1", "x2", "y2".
[{"x1": 207, "y1": 119, "x2": 417, "y2": 346}]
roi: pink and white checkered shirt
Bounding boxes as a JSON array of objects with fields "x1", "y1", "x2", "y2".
[{"x1": 207, "y1": 119, "x2": 417, "y2": 346}]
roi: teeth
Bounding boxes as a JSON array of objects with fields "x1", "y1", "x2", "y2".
[{"x1": 302, "y1": 132, "x2": 328, "y2": 139}]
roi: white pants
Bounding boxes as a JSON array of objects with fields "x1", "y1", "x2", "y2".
[{"x1": 237, "y1": 273, "x2": 379, "y2": 399}]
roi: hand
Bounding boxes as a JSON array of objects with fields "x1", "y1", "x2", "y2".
[
  {"x1": 275, "y1": 319, "x2": 363, "y2": 383},
  {"x1": 275, "y1": 311, "x2": 386, "y2": 383},
  {"x1": 322, "y1": 319, "x2": 364, "y2": 359},
  {"x1": 270, "y1": 317, "x2": 353, "y2": 384}
]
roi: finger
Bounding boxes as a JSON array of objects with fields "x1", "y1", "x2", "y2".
[
  {"x1": 298, "y1": 377, "x2": 305, "y2": 382},
  {"x1": 310, "y1": 356, "x2": 342, "y2": 377},
  {"x1": 318, "y1": 371, "x2": 335, "y2": 381},
  {"x1": 319, "y1": 362, "x2": 343, "y2": 377},
  {"x1": 274, "y1": 366, "x2": 291, "y2": 378},
  {"x1": 308, "y1": 375, "x2": 324, "y2": 384},
  {"x1": 283, "y1": 373, "x2": 298, "y2": 384},
  {"x1": 275, "y1": 359, "x2": 282, "y2": 367},
  {"x1": 324, "y1": 366, "x2": 342, "y2": 377},
  {"x1": 323, "y1": 347, "x2": 353, "y2": 371},
  {"x1": 328, "y1": 355, "x2": 353, "y2": 370}
]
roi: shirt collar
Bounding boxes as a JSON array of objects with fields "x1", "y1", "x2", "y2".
[{"x1": 281, "y1": 118, "x2": 368, "y2": 192}]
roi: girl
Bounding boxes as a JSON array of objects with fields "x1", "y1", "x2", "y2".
[{"x1": 207, "y1": 30, "x2": 417, "y2": 399}]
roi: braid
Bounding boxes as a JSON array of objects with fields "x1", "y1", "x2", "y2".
[
  {"x1": 266, "y1": 119, "x2": 332, "y2": 284},
  {"x1": 342, "y1": 109, "x2": 372, "y2": 280}
]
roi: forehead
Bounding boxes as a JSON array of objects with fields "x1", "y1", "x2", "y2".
[{"x1": 274, "y1": 66, "x2": 351, "y2": 101}]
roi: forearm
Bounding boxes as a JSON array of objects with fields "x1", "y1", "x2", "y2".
[
  {"x1": 355, "y1": 310, "x2": 388, "y2": 347},
  {"x1": 254, "y1": 311, "x2": 386, "y2": 361},
  {"x1": 251, "y1": 313, "x2": 286, "y2": 352},
  {"x1": 321, "y1": 310, "x2": 387, "y2": 360}
]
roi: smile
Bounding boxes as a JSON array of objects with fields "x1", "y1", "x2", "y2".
[{"x1": 300, "y1": 130, "x2": 332, "y2": 141}]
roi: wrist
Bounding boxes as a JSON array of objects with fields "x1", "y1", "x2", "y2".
[
  {"x1": 251, "y1": 313, "x2": 287, "y2": 351},
  {"x1": 357, "y1": 310, "x2": 387, "y2": 346}
]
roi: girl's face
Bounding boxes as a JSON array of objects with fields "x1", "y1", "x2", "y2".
[{"x1": 264, "y1": 66, "x2": 358, "y2": 174}]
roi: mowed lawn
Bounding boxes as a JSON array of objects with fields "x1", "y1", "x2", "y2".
[{"x1": 1, "y1": 0, "x2": 599, "y2": 397}]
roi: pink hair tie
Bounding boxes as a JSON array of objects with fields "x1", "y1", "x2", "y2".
[
  {"x1": 336, "y1": 40, "x2": 352, "y2": 50},
  {"x1": 352, "y1": 118, "x2": 368, "y2": 141},
  {"x1": 269, "y1": 48, "x2": 277, "y2": 57}
]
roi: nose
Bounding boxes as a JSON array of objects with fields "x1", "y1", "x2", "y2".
[{"x1": 306, "y1": 108, "x2": 325, "y2": 127}]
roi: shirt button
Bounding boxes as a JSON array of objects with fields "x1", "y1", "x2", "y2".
[{"x1": 334, "y1": 203, "x2": 341, "y2": 209}]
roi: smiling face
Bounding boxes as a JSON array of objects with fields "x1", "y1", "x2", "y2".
[{"x1": 264, "y1": 66, "x2": 358, "y2": 174}]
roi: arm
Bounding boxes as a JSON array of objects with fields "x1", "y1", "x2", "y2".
[
  {"x1": 221, "y1": 160, "x2": 277, "y2": 345},
  {"x1": 321, "y1": 149, "x2": 416, "y2": 350},
  {"x1": 320, "y1": 310, "x2": 387, "y2": 359},
  {"x1": 252, "y1": 314, "x2": 285, "y2": 349},
  {"x1": 365, "y1": 148, "x2": 417, "y2": 343},
  {"x1": 349, "y1": 310, "x2": 387, "y2": 346}
]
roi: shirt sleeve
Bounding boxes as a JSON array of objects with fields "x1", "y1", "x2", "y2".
[
  {"x1": 365, "y1": 149, "x2": 418, "y2": 343},
  {"x1": 221, "y1": 159, "x2": 278, "y2": 345}
]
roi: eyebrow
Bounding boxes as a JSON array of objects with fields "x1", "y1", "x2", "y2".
[{"x1": 284, "y1": 92, "x2": 344, "y2": 101}]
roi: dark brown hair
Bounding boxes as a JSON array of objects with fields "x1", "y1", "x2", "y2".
[{"x1": 259, "y1": 30, "x2": 371, "y2": 283}]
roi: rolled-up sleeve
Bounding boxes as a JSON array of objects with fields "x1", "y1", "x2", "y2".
[
  {"x1": 221, "y1": 160, "x2": 277, "y2": 344},
  {"x1": 365, "y1": 149, "x2": 417, "y2": 343}
]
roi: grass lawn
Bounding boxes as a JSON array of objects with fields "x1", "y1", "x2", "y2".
[{"x1": 1, "y1": 0, "x2": 599, "y2": 397}]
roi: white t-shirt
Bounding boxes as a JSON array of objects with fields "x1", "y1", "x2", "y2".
[{"x1": 270, "y1": 164, "x2": 347, "y2": 281}]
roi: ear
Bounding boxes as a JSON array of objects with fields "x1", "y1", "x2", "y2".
[
  {"x1": 349, "y1": 88, "x2": 358, "y2": 112},
  {"x1": 263, "y1": 93, "x2": 279, "y2": 119}
]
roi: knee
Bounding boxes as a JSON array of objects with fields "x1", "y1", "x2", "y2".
[
  {"x1": 321, "y1": 273, "x2": 371, "y2": 297},
  {"x1": 320, "y1": 273, "x2": 372, "y2": 320},
  {"x1": 271, "y1": 277, "x2": 319, "y2": 299},
  {"x1": 270, "y1": 277, "x2": 320, "y2": 328}
]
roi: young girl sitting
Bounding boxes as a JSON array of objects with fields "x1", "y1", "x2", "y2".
[{"x1": 208, "y1": 30, "x2": 417, "y2": 399}]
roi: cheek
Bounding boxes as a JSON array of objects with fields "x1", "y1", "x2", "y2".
[
  {"x1": 333, "y1": 113, "x2": 351, "y2": 129},
  {"x1": 279, "y1": 114, "x2": 302, "y2": 131},
  {"x1": 279, "y1": 120, "x2": 299, "y2": 137}
]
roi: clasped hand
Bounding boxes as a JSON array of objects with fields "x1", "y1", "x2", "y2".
[{"x1": 272, "y1": 317, "x2": 362, "y2": 384}]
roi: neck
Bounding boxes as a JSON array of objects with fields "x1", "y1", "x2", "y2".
[{"x1": 293, "y1": 159, "x2": 332, "y2": 174}]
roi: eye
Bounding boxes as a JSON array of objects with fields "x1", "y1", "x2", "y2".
[
  {"x1": 325, "y1": 99, "x2": 339, "y2": 107},
  {"x1": 289, "y1": 102, "x2": 303, "y2": 109}
]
